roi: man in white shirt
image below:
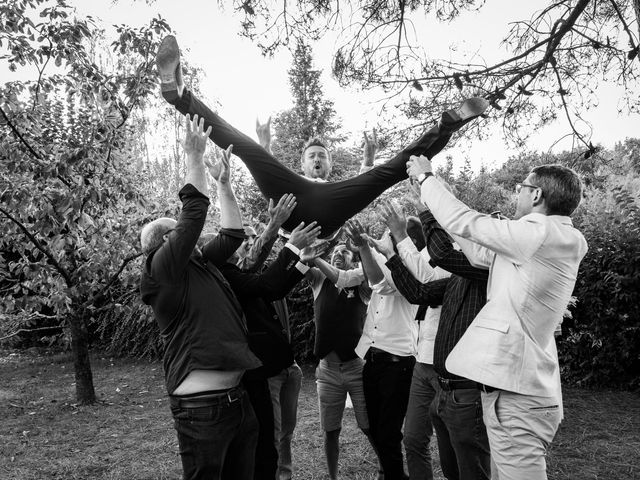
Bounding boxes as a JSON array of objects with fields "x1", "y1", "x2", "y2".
[
  {"x1": 345, "y1": 219, "x2": 426, "y2": 480},
  {"x1": 407, "y1": 158, "x2": 588, "y2": 480},
  {"x1": 378, "y1": 201, "x2": 451, "y2": 480}
]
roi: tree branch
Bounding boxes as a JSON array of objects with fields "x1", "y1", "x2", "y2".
[
  {"x1": 551, "y1": 61, "x2": 590, "y2": 149},
  {"x1": 0, "y1": 105, "x2": 73, "y2": 189},
  {"x1": 608, "y1": 0, "x2": 638, "y2": 51},
  {"x1": 0, "y1": 325, "x2": 62, "y2": 342},
  {"x1": 83, "y1": 251, "x2": 144, "y2": 308},
  {"x1": 0, "y1": 206, "x2": 73, "y2": 287},
  {"x1": 0, "y1": 105, "x2": 42, "y2": 160}
]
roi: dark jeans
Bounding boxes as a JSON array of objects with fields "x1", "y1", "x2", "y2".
[
  {"x1": 429, "y1": 387, "x2": 491, "y2": 480},
  {"x1": 404, "y1": 362, "x2": 440, "y2": 480},
  {"x1": 170, "y1": 388, "x2": 258, "y2": 480},
  {"x1": 244, "y1": 377, "x2": 279, "y2": 480},
  {"x1": 363, "y1": 353, "x2": 415, "y2": 480},
  {"x1": 171, "y1": 90, "x2": 452, "y2": 236}
]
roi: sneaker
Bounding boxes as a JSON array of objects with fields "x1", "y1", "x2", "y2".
[
  {"x1": 156, "y1": 35, "x2": 184, "y2": 103},
  {"x1": 439, "y1": 97, "x2": 490, "y2": 132}
]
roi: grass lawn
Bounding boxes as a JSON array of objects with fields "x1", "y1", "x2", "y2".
[{"x1": 1, "y1": 350, "x2": 639, "y2": 480}]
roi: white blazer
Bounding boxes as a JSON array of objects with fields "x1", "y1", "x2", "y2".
[{"x1": 420, "y1": 177, "x2": 588, "y2": 397}]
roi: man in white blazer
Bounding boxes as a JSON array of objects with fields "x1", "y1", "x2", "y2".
[{"x1": 406, "y1": 157, "x2": 588, "y2": 480}]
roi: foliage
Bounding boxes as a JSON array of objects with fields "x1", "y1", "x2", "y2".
[
  {"x1": 271, "y1": 39, "x2": 344, "y2": 170},
  {"x1": 0, "y1": 0, "x2": 172, "y2": 402},
  {"x1": 91, "y1": 290, "x2": 163, "y2": 359},
  {"x1": 233, "y1": 0, "x2": 640, "y2": 153},
  {"x1": 560, "y1": 173, "x2": 640, "y2": 389}
]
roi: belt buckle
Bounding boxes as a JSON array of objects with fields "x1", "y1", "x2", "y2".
[{"x1": 440, "y1": 378, "x2": 451, "y2": 390}]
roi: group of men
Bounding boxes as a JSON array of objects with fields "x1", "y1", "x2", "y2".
[{"x1": 139, "y1": 34, "x2": 588, "y2": 480}]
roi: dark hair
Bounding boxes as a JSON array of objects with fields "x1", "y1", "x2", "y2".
[
  {"x1": 300, "y1": 137, "x2": 331, "y2": 162},
  {"x1": 406, "y1": 216, "x2": 426, "y2": 251},
  {"x1": 530, "y1": 164, "x2": 583, "y2": 216}
]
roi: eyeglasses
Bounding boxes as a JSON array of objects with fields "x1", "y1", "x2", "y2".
[{"x1": 515, "y1": 183, "x2": 540, "y2": 193}]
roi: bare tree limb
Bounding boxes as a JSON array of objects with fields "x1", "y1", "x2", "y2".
[
  {"x1": 608, "y1": 0, "x2": 638, "y2": 51},
  {"x1": 0, "y1": 325, "x2": 63, "y2": 342},
  {"x1": 551, "y1": 62, "x2": 590, "y2": 150}
]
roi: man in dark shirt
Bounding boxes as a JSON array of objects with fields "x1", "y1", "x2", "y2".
[
  {"x1": 220, "y1": 220, "x2": 321, "y2": 480},
  {"x1": 140, "y1": 114, "x2": 261, "y2": 479},
  {"x1": 368, "y1": 187, "x2": 491, "y2": 480}
]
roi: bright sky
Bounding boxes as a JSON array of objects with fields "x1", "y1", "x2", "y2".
[{"x1": 4, "y1": 0, "x2": 639, "y2": 171}]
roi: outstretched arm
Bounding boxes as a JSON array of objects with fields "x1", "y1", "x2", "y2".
[
  {"x1": 184, "y1": 114, "x2": 212, "y2": 195},
  {"x1": 386, "y1": 255, "x2": 448, "y2": 307},
  {"x1": 206, "y1": 144, "x2": 242, "y2": 229},
  {"x1": 345, "y1": 220, "x2": 385, "y2": 286},
  {"x1": 239, "y1": 193, "x2": 297, "y2": 272}
]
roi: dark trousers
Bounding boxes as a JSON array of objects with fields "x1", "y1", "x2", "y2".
[
  {"x1": 244, "y1": 377, "x2": 279, "y2": 480},
  {"x1": 170, "y1": 388, "x2": 258, "y2": 480},
  {"x1": 363, "y1": 353, "x2": 415, "y2": 480},
  {"x1": 404, "y1": 362, "x2": 440, "y2": 480},
  {"x1": 171, "y1": 90, "x2": 452, "y2": 236},
  {"x1": 429, "y1": 387, "x2": 491, "y2": 480}
]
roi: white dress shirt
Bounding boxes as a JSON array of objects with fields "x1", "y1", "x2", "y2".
[
  {"x1": 396, "y1": 237, "x2": 451, "y2": 364},
  {"x1": 355, "y1": 250, "x2": 419, "y2": 358}
]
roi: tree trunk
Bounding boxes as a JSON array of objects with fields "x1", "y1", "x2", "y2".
[{"x1": 69, "y1": 313, "x2": 96, "y2": 404}]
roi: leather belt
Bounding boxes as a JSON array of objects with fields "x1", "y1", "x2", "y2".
[
  {"x1": 365, "y1": 347, "x2": 413, "y2": 363},
  {"x1": 169, "y1": 385, "x2": 244, "y2": 409},
  {"x1": 438, "y1": 377, "x2": 499, "y2": 393}
]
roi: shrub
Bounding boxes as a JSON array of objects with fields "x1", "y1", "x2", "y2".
[{"x1": 559, "y1": 179, "x2": 640, "y2": 389}]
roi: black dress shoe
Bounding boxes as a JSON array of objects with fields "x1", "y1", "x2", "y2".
[
  {"x1": 439, "y1": 97, "x2": 490, "y2": 132},
  {"x1": 156, "y1": 35, "x2": 184, "y2": 103}
]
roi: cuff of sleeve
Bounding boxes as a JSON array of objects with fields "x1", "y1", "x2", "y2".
[
  {"x1": 295, "y1": 261, "x2": 310, "y2": 274},
  {"x1": 179, "y1": 184, "x2": 210, "y2": 202},
  {"x1": 370, "y1": 278, "x2": 386, "y2": 292},
  {"x1": 385, "y1": 254, "x2": 402, "y2": 270},
  {"x1": 419, "y1": 210, "x2": 435, "y2": 223},
  {"x1": 285, "y1": 243, "x2": 300, "y2": 255},
  {"x1": 219, "y1": 228, "x2": 248, "y2": 239}
]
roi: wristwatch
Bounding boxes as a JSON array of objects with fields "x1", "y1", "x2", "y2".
[{"x1": 417, "y1": 172, "x2": 434, "y2": 185}]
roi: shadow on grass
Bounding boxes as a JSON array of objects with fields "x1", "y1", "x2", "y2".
[{"x1": 0, "y1": 351, "x2": 638, "y2": 479}]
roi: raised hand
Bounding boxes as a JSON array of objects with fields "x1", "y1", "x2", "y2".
[
  {"x1": 407, "y1": 178, "x2": 427, "y2": 212},
  {"x1": 344, "y1": 219, "x2": 368, "y2": 249},
  {"x1": 406, "y1": 154, "x2": 433, "y2": 180},
  {"x1": 362, "y1": 129, "x2": 379, "y2": 166},
  {"x1": 379, "y1": 200, "x2": 408, "y2": 242},
  {"x1": 288, "y1": 221, "x2": 322, "y2": 250},
  {"x1": 183, "y1": 114, "x2": 212, "y2": 160},
  {"x1": 300, "y1": 240, "x2": 330, "y2": 263},
  {"x1": 365, "y1": 230, "x2": 395, "y2": 259},
  {"x1": 268, "y1": 193, "x2": 297, "y2": 228},
  {"x1": 256, "y1": 116, "x2": 272, "y2": 151},
  {"x1": 205, "y1": 144, "x2": 233, "y2": 184}
]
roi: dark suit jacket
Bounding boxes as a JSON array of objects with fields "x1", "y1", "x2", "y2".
[{"x1": 220, "y1": 245, "x2": 304, "y2": 379}]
